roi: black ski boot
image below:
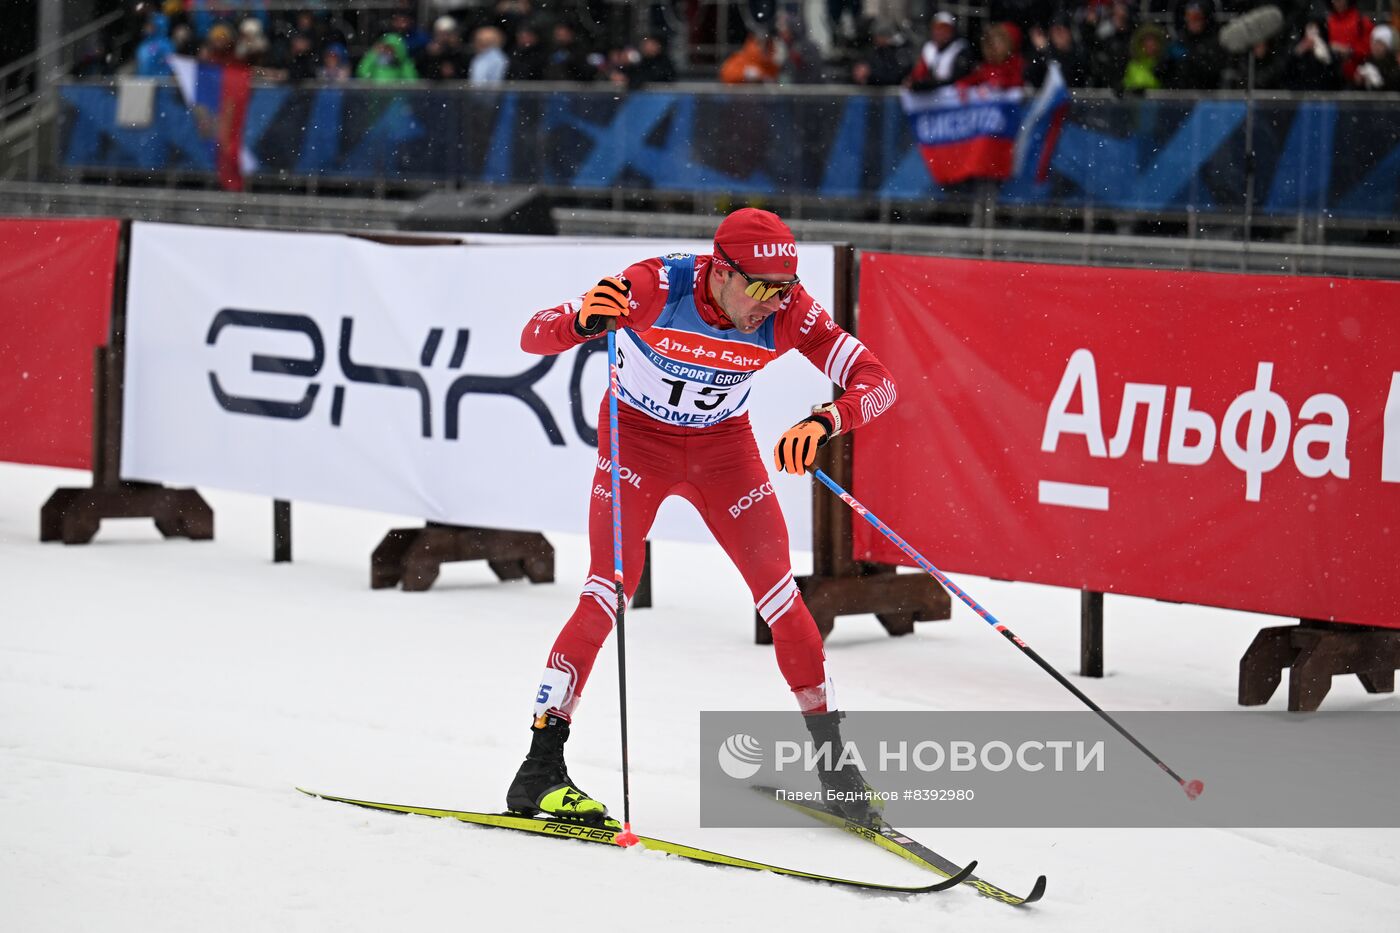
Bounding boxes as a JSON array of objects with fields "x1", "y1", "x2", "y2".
[
  {"x1": 506, "y1": 714, "x2": 610, "y2": 823},
  {"x1": 804, "y1": 711, "x2": 883, "y2": 827}
]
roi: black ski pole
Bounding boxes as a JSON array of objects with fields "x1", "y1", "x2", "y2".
[
  {"x1": 605, "y1": 319, "x2": 639, "y2": 845},
  {"x1": 814, "y1": 468, "x2": 1204, "y2": 800}
]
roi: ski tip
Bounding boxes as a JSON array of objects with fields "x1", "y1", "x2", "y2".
[
  {"x1": 1018, "y1": 874, "x2": 1049, "y2": 906},
  {"x1": 1184, "y1": 778, "x2": 1205, "y2": 800},
  {"x1": 929, "y1": 859, "x2": 977, "y2": 891}
]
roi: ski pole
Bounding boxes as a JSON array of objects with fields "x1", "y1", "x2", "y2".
[
  {"x1": 606, "y1": 320, "x2": 640, "y2": 845},
  {"x1": 812, "y1": 469, "x2": 1204, "y2": 800}
]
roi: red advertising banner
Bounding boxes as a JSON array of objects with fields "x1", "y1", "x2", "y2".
[
  {"x1": 0, "y1": 218, "x2": 120, "y2": 469},
  {"x1": 854, "y1": 254, "x2": 1400, "y2": 628}
]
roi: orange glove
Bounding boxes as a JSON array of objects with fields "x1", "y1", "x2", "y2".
[
  {"x1": 773, "y1": 414, "x2": 833, "y2": 476},
  {"x1": 575, "y1": 276, "x2": 632, "y2": 336}
]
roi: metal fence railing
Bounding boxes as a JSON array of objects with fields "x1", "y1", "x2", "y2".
[
  {"x1": 1, "y1": 10, "x2": 127, "y2": 181},
  {"x1": 1, "y1": 178, "x2": 1393, "y2": 284}
]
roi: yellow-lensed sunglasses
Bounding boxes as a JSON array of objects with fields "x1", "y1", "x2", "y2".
[{"x1": 715, "y1": 243, "x2": 800, "y2": 302}]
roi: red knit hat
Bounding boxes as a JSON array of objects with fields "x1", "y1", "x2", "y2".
[{"x1": 712, "y1": 208, "x2": 798, "y2": 276}]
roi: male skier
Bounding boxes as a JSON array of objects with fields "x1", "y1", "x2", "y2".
[{"x1": 507, "y1": 209, "x2": 897, "y2": 823}]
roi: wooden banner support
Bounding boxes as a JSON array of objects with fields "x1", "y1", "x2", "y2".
[
  {"x1": 40, "y1": 223, "x2": 213, "y2": 545},
  {"x1": 1080, "y1": 591, "x2": 1104, "y2": 677},
  {"x1": 273, "y1": 500, "x2": 292, "y2": 563},
  {"x1": 754, "y1": 246, "x2": 949, "y2": 644},
  {"x1": 371, "y1": 523, "x2": 554, "y2": 591},
  {"x1": 631, "y1": 540, "x2": 653, "y2": 609},
  {"x1": 1238, "y1": 619, "x2": 1400, "y2": 712}
]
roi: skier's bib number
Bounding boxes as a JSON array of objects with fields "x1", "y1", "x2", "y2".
[{"x1": 613, "y1": 340, "x2": 755, "y2": 428}]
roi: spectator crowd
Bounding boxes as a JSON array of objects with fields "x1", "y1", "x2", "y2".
[{"x1": 118, "y1": 0, "x2": 1400, "y2": 93}]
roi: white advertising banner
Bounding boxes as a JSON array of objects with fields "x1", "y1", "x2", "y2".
[{"x1": 121, "y1": 222, "x2": 836, "y2": 545}]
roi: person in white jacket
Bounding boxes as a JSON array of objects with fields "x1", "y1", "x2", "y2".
[{"x1": 469, "y1": 26, "x2": 509, "y2": 86}]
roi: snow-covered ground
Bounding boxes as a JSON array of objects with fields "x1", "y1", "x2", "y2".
[{"x1": 3, "y1": 461, "x2": 1396, "y2": 931}]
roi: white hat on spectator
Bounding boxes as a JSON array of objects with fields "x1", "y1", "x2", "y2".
[
  {"x1": 1373, "y1": 25, "x2": 1395, "y2": 50},
  {"x1": 239, "y1": 18, "x2": 263, "y2": 37},
  {"x1": 434, "y1": 15, "x2": 459, "y2": 34},
  {"x1": 934, "y1": 12, "x2": 957, "y2": 26}
]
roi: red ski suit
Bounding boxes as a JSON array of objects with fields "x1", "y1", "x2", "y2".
[{"x1": 520, "y1": 253, "x2": 897, "y2": 720}]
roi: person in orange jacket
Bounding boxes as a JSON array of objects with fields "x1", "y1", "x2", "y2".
[{"x1": 720, "y1": 31, "x2": 781, "y2": 84}]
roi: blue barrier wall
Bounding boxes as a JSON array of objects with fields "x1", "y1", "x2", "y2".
[{"x1": 58, "y1": 82, "x2": 1400, "y2": 220}]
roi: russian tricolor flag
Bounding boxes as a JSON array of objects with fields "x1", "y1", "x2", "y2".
[
  {"x1": 901, "y1": 63, "x2": 1070, "y2": 188},
  {"x1": 1012, "y1": 62, "x2": 1070, "y2": 184},
  {"x1": 168, "y1": 55, "x2": 257, "y2": 192},
  {"x1": 901, "y1": 84, "x2": 1022, "y2": 186}
]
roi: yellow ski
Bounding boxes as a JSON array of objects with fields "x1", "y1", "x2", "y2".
[
  {"x1": 297, "y1": 788, "x2": 974, "y2": 895},
  {"x1": 753, "y1": 785, "x2": 1046, "y2": 906}
]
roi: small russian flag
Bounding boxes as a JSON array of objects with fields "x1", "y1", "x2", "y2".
[
  {"x1": 1012, "y1": 62, "x2": 1071, "y2": 184},
  {"x1": 168, "y1": 55, "x2": 257, "y2": 191}
]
